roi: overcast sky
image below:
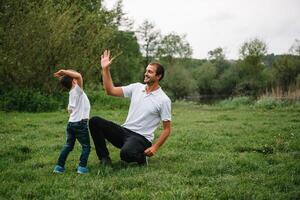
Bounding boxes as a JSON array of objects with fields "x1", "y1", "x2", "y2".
[{"x1": 104, "y1": 0, "x2": 300, "y2": 59}]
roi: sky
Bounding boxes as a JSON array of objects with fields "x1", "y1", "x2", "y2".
[{"x1": 104, "y1": 0, "x2": 300, "y2": 59}]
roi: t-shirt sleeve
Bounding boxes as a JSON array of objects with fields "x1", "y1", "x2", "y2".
[
  {"x1": 122, "y1": 83, "x2": 139, "y2": 98},
  {"x1": 160, "y1": 98, "x2": 172, "y2": 121}
]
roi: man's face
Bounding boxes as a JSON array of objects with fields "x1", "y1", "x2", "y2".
[{"x1": 144, "y1": 64, "x2": 160, "y2": 85}]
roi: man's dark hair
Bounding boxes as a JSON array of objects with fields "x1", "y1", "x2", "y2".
[
  {"x1": 60, "y1": 75, "x2": 73, "y2": 90},
  {"x1": 149, "y1": 62, "x2": 165, "y2": 81}
]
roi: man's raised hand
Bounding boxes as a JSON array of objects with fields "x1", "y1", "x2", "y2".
[{"x1": 100, "y1": 50, "x2": 112, "y2": 69}]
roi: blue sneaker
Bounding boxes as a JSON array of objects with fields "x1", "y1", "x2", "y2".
[
  {"x1": 53, "y1": 165, "x2": 65, "y2": 173},
  {"x1": 77, "y1": 166, "x2": 89, "y2": 174}
]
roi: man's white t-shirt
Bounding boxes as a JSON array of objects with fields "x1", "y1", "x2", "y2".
[
  {"x1": 68, "y1": 84, "x2": 90, "y2": 122},
  {"x1": 122, "y1": 83, "x2": 171, "y2": 142}
]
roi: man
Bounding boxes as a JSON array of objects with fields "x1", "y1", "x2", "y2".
[{"x1": 89, "y1": 50, "x2": 171, "y2": 166}]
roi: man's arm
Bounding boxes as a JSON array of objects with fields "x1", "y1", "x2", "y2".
[
  {"x1": 144, "y1": 121, "x2": 171, "y2": 157},
  {"x1": 100, "y1": 50, "x2": 123, "y2": 97},
  {"x1": 54, "y1": 69, "x2": 83, "y2": 88}
]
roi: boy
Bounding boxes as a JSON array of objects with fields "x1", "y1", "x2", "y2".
[{"x1": 53, "y1": 69, "x2": 91, "y2": 174}]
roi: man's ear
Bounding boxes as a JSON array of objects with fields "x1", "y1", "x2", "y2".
[{"x1": 156, "y1": 74, "x2": 162, "y2": 81}]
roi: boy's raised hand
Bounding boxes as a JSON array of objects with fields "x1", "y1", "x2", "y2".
[{"x1": 54, "y1": 69, "x2": 65, "y2": 78}]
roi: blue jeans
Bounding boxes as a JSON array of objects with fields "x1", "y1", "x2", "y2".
[{"x1": 57, "y1": 120, "x2": 91, "y2": 167}]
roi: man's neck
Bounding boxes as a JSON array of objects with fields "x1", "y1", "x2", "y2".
[{"x1": 145, "y1": 83, "x2": 160, "y2": 94}]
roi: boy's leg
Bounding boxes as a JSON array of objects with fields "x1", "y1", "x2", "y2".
[
  {"x1": 120, "y1": 133, "x2": 152, "y2": 164},
  {"x1": 89, "y1": 116, "x2": 126, "y2": 161},
  {"x1": 75, "y1": 120, "x2": 91, "y2": 167},
  {"x1": 57, "y1": 123, "x2": 76, "y2": 167}
]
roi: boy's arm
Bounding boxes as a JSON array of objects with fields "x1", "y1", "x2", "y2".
[{"x1": 54, "y1": 69, "x2": 83, "y2": 88}]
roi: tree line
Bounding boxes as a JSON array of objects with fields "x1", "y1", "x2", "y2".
[{"x1": 1, "y1": 0, "x2": 300, "y2": 103}]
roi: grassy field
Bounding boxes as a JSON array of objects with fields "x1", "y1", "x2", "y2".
[{"x1": 1, "y1": 102, "x2": 300, "y2": 200}]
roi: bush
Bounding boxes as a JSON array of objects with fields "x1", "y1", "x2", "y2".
[
  {"x1": 0, "y1": 90, "x2": 67, "y2": 112},
  {"x1": 254, "y1": 96, "x2": 288, "y2": 109},
  {"x1": 0, "y1": 89, "x2": 130, "y2": 112},
  {"x1": 86, "y1": 90, "x2": 129, "y2": 110},
  {"x1": 217, "y1": 96, "x2": 253, "y2": 108}
]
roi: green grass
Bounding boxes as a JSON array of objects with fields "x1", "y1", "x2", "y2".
[{"x1": 1, "y1": 102, "x2": 300, "y2": 200}]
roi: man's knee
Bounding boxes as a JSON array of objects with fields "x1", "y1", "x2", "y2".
[
  {"x1": 120, "y1": 148, "x2": 139, "y2": 163},
  {"x1": 120, "y1": 148, "x2": 131, "y2": 162}
]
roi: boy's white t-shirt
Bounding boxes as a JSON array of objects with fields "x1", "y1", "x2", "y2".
[
  {"x1": 68, "y1": 84, "x2": 90, "y2": 122},
  {"x1": 121, "y1": 83, "x2": 171, "y2": 142}
]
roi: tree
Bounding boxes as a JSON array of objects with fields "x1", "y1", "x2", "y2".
[
  {"x1": 235, "y1": 38, "x2": 268, "y2": 96},
  {"x1": 0, "y1": 0, "x2": 141, "y2": 93},
  {"x1": 289, "y1": 39, "x2": 300, "y2": 56},
  {"x1": 208, "y1": 47, "x2": 225, "y2": 61},
  {"x1": 208, "y1": 47, "x2": 230, "y2": 74},
  {"x1": 163, "y1": 64, "x2": 196, "y2": 100},
  {"x1": 193, "y1": 62, "x2": 218, "y2": 95},
  {"x1": 272, "y1": 55, "x2": 300, "y2": 90},
  {"x1": 239, "y1": 38, "x2": 267, "y2": 65},
  {"x1": 111, "y1": 0, "x2": 134, "y2": 31},
  {"x1": 136, "y1": 20, "x2": 161, "y2": 65},
  {"x1": 156, "y1": 33, "x2": 192, "y2": 63}
]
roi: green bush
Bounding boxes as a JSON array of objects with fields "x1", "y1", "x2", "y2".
[
  {"x1": 86, "y1": 90, "x2": 129, "y2": 110},
  {"x1": 0, "y1": 89, "x2": 130, "y2": 112},
  {"x1": 217, "y1": 96, "x2": 253, "y2": 108},
  {"x1": 254, "y1": 96, "x2": 288, "y2": 109},
  {"x1": 0, "y1": 90, "x2": 67, "y2": 112}
]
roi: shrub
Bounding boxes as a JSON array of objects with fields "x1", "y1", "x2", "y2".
[
  {"x1": 254, "y1": 96, "x2": 288, "y2": 109},
  {"x1": 0, "y1": 90, "x2": 66, "y2": 112},
  {"x1": 217, "y1": 96, "x2": 253, "y2": 108},
  {"x1": 86, "y1": 90, "x2": 129, "y2": 110}
]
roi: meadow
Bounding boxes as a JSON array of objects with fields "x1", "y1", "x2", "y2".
[{"x1": 1, "y1": 102, "x2": 300, "y2": 200}]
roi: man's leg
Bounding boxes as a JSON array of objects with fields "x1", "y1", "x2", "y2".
[
  {"x1": 89, "y1": 116, "x2": 126, "y2": 161},
  {"x1": 57, "y1": 123, "x2": 76, "y2": 167},
  {"x1": 120, "y1": 133, "x2": 152, "y2": 164}
]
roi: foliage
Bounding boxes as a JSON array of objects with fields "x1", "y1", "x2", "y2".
[
  {"x1": 0, "y1": 90, "x2": 66, "y2": 112},
  {"x1": 289, "y1": 39, "x2": 300, "y2": 56},
  {"x1": 162, "y1": 64, "x2": 197, "y2": 100},
  {"x1": 217, "y1": 96, "x2": 253, "y2": 108},
  {"x1": 239, "y1": 38, "x2": 267, "y2": 63},
  {"x1": 136, "y1": 20, "x2": 161, "y2": 65},
  {"x1": 272, "y1": 55, "x2": 300, "y2": 90},
  {"x1": 193, "y1": 62, "x2": 218, "y2": 95},
  {"x1": 87, "y1": 89, "x2": 129, "y2": 110},
  {"x1": 254, "y1": 96, "x2": 288, "y2": 109},
  {"x1": 156, "y1": 33, "x2": 193, "y2": 63},
  {"x1": 208, "y1": 47, "x2": 225, "y2": 62},
  {"x1": 108, "y1": 31, "x2": 143, "y2": 86},
  {"x1": 0, "y1": 0, "x2": 141, "y2": 93}
]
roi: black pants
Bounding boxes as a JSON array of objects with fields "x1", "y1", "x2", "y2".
[{"x1": 89, "y1": 116, "x2": 152, "y2": 164}]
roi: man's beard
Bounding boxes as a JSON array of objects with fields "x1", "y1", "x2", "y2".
[{"x1": 144, "y1": 76, "x2": 154, "y2": 85}]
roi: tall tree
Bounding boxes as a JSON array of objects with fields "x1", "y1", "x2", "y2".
[
  {"x1": 208, "y1": 47, "x2": 229, "y2": 74},
  {"x1": 289, "y1": 39, "x2": 300, "y2": 56},
  {"x1": 237, "y1": 38, "x2": 268, "y2": 96},
  {"x1": 239, "y1": 38, "x2": 267, "y2": 65},
  {"x1": 156, "y1": 33, "x2": 192, "y2": 64},
  {"x1": 136, "y1": 20, "x2": 161, "y2": 65}
]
